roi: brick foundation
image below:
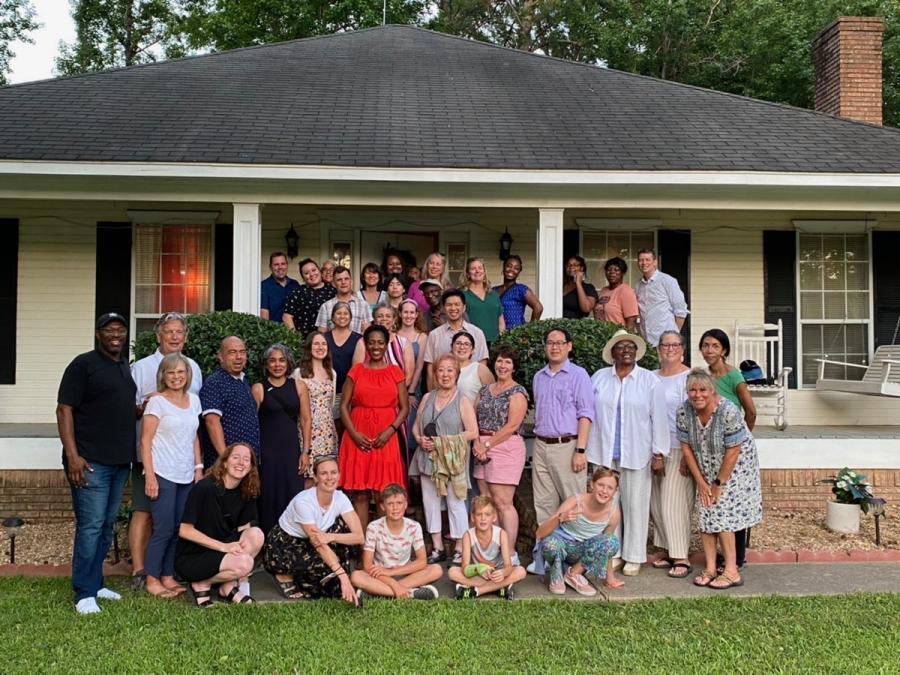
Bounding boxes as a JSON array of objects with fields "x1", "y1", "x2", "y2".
[{"x1": 760, "y1": 468, "x2": 900, "y2": 510}]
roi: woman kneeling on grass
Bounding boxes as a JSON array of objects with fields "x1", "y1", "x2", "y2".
[
  {"x1": 535, "y1": 467, "x2": 623, "y2": 597},
  {"x1": 175, "y1": 443, "x2": 263, "y2": 607},
  {"x1": 448, "y1": 495, "x2": 526, "y2": 600},
  {"x1": 263, "y1": 455, "x2": 363, "y2": 606},
  {"x1": 350, "y1": 484, "x2": 443, "y2": 600}
]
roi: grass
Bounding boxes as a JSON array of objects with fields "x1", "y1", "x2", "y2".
[{"x1": 1, "y1": 577, "x2": 898, "y2": 673}]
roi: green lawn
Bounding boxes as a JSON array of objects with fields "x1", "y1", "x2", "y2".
[{"x1": 1, "y1": 578, "x2": 898, "y2": 673}]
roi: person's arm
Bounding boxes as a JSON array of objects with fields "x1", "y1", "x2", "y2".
[
  {"x1": 573, "y1": 275, "x2": 597, "y2": 314},
  {"x1": 192, "y1": 436, "x2": 203, "y2": 483},
  {"x1": 402, "y1": 340, "x2": 415, "y2": 388},
  {"x1": 260, "y1": 309, "x2": 270, "y2": 320},
  {"x1": 604, "y1": 503, "x2": 622, "y2": 536},
  {"x1": 56, "y1": 403, "x2": 91, "y2": 487},
  {"x1": 535, "y1": 495, "x2": 577, "y2": 540},
  {"x1": 250, "y1": 383, "x2": 264, "y2": 411},
  {"x1": 524, "y1": 289, "x2": 543, "y2": 321},
  {"x1": 282, "y1": 312, "x2": 296, "y2": 331},
  {"x1": 573, "y1": 416, "x2": 590, "y2": 473},
  {"x1": 426, "y1": 362, "x2": 435, "y2": 391},
  {"x1": 351, "y1": 339, "x2": 366, "y2": 365},
  {"x1": 458, "y1": 396, "x2": 479, "y2": 442},
  {"x1": 495, "y1": 529, "x2": 515, "y2": 580},
  {"x1": 680, "y1": 441, "x2": 712, "y2": 507},
  {"x1": 340, "y1": 376, "x2": 370, "y2": 451},
  {"x1": 477, "y1": 362, "x2": 495, "y2": 386},
  {"x1": 460, "y1": 530, "x2": 473, "y2": 568},
  {"x1": 710, "y1": 445, "x2": 741, "y2": 506},
  {"x1": 624, "y1": 316, "x2": 637, "y2": 330},
  {"x1": 203, "y1": 414, "x2": 228, "y2": 458},
  {"x1": 622, "y1": 286, "x2": 639, "y2": 330},
  {"x1": 409, "y1": 334, "x2": 427, "y2": 394},
  {"x1": 139, "y1": 411, "x2": 161, "y2": 500},
  {"x1": 498, "y1": 314, "x2": 506, "y2": 335},
  {"x1": 373, "y1": 381, "x2": 409, "y2": 448},
  {"x1": 306, "y1": 508, "x2": 365, "y2": 548},
  {"x1": 380, "y1": 543, "x2": 428, "y2": 578},
  {"x1": 666, "y1": 276, "x2": 689, "y2": 328},
  {"x1": 735, "y1": 381, "x2": 757, "y2": 431},
  {"x1": 296, "y1": 379, "x2": 312, "y2": 476},
  {"x1": 315, "y1": 304, "x2": 329, "y2": 333},
  {"x1": 178, "y1": 522, "x2": 242, "y2": 555}
]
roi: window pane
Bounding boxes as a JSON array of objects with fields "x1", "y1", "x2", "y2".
[
  {"x1": 134, "y1": 285, "x2": 159, "y2": 314},
  {"x1": 799, "y1": 234, "x2": 821, "y2": 262},
  {"x1": 801, "y1": 292, "x2": 823, "y2": 319},
  {"x1": 845, "y1": 324, "x2": 867, "y2": 354},
  {"x1": 845, "y1": 234, "x2": 868, "y2": 262},
  {"x1": 822, "y1": 235, "x2": 844, "y2": 261},
  {"x1": 822, "y1": 324, "x2": 845, "y2": 355},
  {"x1": 608, "y1": 233, "x2": 629, "y2": 260},
  {"x1": 847, "y1": 293, "x2": 869, "y2": 320},
  {"x1": 802, "y1": 355, "x2": 821, "y2": 384},
  {"x1": 802, "y1": 324, "x2": 823, "y2": 353},
  {"x1": 184, "y1": 286, "x2": 208, "y2": 314},
  {"x1": 823, "y1": 293, "x2": 846, "y2": 319},
  {"x1": 799, "y1": 263, "x2": 822, "y2": 290},
  {"x1": 846, "y1": 263, "x2": 868, "y2": 290},
  {"x1": 160, "y1": 285, "x2": 183, "y2": 312},
  {"x1": 823, "y1": 262, "x2": 844, "y2": 291},
  {"x1": 582, "y1": 233, "x2": 604, "y2": 260}
]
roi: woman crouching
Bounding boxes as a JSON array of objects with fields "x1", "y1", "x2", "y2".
[{"x1": 263, "y1": 455, "x2": 364, "y2": 605}]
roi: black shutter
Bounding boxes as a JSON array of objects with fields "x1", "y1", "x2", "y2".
[
  {"x1": 873, "y1": 231, "x2": 900, "y2": 348},
  {"x1": 563, "y1": 229, "x2": 580, "y2": 266},
  {"x1": 0, "y1": 219, "x2": 18, "y2": 384},
  {"x1": 214, "y1": 223, "x2": 233, "y2": 311},
  {"x1": 763, "y1": 231, "x2": 797, "y2": 388},
  {"x1": 657, "y1": 229, "x2": 691, "y2": 365},
  {"x1": 95, "y1": 222, "x2": 132, "y2": 324}
]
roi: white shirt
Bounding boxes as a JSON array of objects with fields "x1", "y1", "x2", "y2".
[
  {"x1": 586, "y1": 365, "x2": 670, "y2": 470},
  {"x1": 635, "y1": 270, "x2": 689, "y2": 346},
  {"x1": 131, "y1": 349, "x2": 203, "y2": 459},
  {"x1": 143, "y1": 393, "x2": 201, "y2": 484},
  {"x1": 279, "y1": 487, "x2": 354, "y2": 539},
  {"x1": 654, "y1": 369, "x2": 690, "y2": 450}
]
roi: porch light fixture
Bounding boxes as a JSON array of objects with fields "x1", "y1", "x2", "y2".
[
  {"x1": 867, "y1": 497, "x2": 887, "y2": 546},
  {"x1": 2, "y1": 516, "x2": 24, "y2": 564},
  {"x1": 284, "y1": 225, "x2": 300, "y2": 259},
  {"x1": 498, "y1": 228, "x2": 513, "y2": 261}
]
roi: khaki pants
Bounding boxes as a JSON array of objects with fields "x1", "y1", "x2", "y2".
[{"x1": 531, "y1": 439, "x2": 585, "y2": 524}]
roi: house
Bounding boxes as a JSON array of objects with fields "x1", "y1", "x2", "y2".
[{"x1": 1, "y1": 19, "x2": 898, "y2": 519}]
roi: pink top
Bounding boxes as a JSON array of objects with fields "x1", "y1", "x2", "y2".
[{"x1": 594, "y1": 283, "x2": 639, "y2": 325}]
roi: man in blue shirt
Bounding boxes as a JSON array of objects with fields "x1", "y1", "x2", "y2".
[{"x1": 260, "y1": 252, "x2": 300, "y2": 323}]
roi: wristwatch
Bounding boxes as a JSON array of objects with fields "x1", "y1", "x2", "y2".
[
  {"x1": 575, "y1": 447, "x2": 586, "y2": 454},
  {"x1": 712, "y1": 478, "x2": 722, "y2": 486},
  {"x1": 484, "y1": 441, "x2": 492, "y2": 450}
]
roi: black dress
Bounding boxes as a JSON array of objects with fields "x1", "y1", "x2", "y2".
[
  {"x1": 175, "y1": 476, "x2": 258, "y2": 582},
  {"x1": 562, "y1": 282, "x2": 598, "y2": 318},
  {"x1": 258, "y1": 378, "x2": 304, "y2": 532}
]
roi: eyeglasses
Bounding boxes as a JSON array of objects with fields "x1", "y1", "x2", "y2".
[
  {"x1": 453, "y1": 342, "x2": 473, "y2": 349},
  {"x1": 659, "y1": 343, "x2": 683, "y2": 349},
  {"x1": 545, "y1": 340, "x2": 569, "y2": 348}
]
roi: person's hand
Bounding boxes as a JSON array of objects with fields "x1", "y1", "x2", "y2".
[
  {"x1": 409, "y1": 395, "x2": 419, "y2": 410},
  {"x1": 572, "y1": 270, "x2": 584, "y2": 285},
  {"x1": 145, "y1": 475, "x2": 159, "y2": 500},
  {"x1": 369, "y1": 565, "x2": 386, "y2": 579},
  {"x1": 480, "y1": 569, "x2": 493, "y2": 580},
  {"x1": 194, "y1": 468, "x2": 204, "y2": 483},
  {"x1": 420, "y1": 437, "x2": 436, "y2": 453},
  {"x1": 473, "y1": 441, "x2": 487, "y2": 461},
  {"x1": 558, "y1": 500, "x2": 581, "y2": 525},
  {"x1": 316, "y1": 532, "x2": 335, "y2": 546},
  {"x1": 308, "y1": 528, "x2": 323, "y2": 548},
  {"x1": 489, "y1": 569, "x2": 505, "y2": 583},
  {"x1": 299, "y1": 453, "x2": 311, "y2": 475},
  {"x1": 571, "y1": 452, "x2": 587, "y2": 473},
  {"x1": 698, "y1": 481, "x2": 713, "y2": 508},
  {"x1": 373, "y1": 428, "x2": 394, "y2": 449},
  {"x1": 66, "y1": 455, "x2": 93, "y2": 488},
  {"x1": 222, "y1": 542, "x2": 244, "y2": 555},
  {"x1": 651, "y1": 455, "x2": 666, "y2": 477},
  {"x1": 679, "y1": 457, "x2": 691, "y2": 477},
  {"x1": 710, "y1": 483, "x2": 722, "y2": 505},
  {"x1": 339, "y1": 574, "x2": 358, "y2": 606},
  {"x1": 388, "y1": 579, "x2": 408, "y2": 599},
  {"x1": 351, "y1": 431, "x2": 372, "y2": 451}
]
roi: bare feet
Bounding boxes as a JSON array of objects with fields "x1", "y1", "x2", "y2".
[
  {"x1": 146, "y1": 579, "x2": 180, "y2": 599},
  {"x1": 604, "y1": 575, "x2": 625, "y2": 589}
]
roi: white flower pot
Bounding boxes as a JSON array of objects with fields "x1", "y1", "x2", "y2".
[{"x1": 825, "y1": 501, "x2": 861, "y2": 534}]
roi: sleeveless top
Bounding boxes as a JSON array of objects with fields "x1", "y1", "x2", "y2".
[
  {"x1": 467, "y1": 525, "x2": 503, "y2": 567},
  {"x1": 561, "y1": 494, "x2": 611, "y2": 542},
  {"x1": 475, "y1": 383, "x2": 528, "y2": 435},
  {"x1": 493, "y1": 283, "x2": 530, "y2": 329},
  {"x1": 457, "y1": 362, "x2": 482, "y2": 402},
  {"x1": 415, "y1": 390, "x2": 464, "y2": 475},
  {"x1": 325, "y1": 330, "x2": 362, "y2": 394}
]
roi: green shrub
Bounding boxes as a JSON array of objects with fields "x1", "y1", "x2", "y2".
[
  {"x1": 132, "y1": 311, "x2": 304, "y2": 384},
  {"x1": 492, "y1": 319, "x2": 659, "y2": 402}
]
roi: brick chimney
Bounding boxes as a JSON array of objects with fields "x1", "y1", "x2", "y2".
[{"x1": 813, "y1": 16, "x2": 884, "y2": 125}]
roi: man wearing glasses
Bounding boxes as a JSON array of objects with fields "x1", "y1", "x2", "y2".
[
  {"x1": 530, "y1": 328, "x2": 595, "y2": 542},
  {"x1": 128, "y1": 312, "x2": 203, "y2": 589},
  {"x1": 57, "y1": 313, "x2": 137, "y2": 615}
]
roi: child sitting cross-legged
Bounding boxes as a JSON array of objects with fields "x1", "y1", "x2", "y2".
[
  {"x1": 448, "y1": 495, "x2": 527, "y2": 600},
  {"x1": 349, "y1": 484, "x2": 443, "y2": 600}
]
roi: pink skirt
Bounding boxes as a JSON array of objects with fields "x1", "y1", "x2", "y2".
[{"x1": 473, "y1": 434, "x2": 526, "y2": 486}]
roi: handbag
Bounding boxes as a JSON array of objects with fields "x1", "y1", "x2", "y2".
[{"x1": 422, "y1": 392, "x2": 453, "y2": 437}]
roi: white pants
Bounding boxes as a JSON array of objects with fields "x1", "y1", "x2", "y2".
[
  {"x1": 420, "y1": 474, "x2": 469, "y2": 540},
  {"x1": 649, "y1": 446, "x2": 695, "y2": 559},
  {"x1": 611, "y1": 459, "x2": 652, "y2": 564}
]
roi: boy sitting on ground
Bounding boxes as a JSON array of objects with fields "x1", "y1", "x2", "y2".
[
  {"x1": 350, "y1": 484, "x2": 443, "y2": 600},
  {"x1": 449, "y1": 495, "x2": 527, "y2": 599}
]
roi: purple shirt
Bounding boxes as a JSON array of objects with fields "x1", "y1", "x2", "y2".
[{"x1": 532, "y1": 360, "x2": 595, "y2": 437}]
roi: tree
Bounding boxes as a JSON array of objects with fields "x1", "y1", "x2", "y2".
[
  {"x1": 0, "y1": 0, "x2": 38, "y2": 85},
  {"x1": 56, "y1": 0, "x2": 186, "y2": 75}
]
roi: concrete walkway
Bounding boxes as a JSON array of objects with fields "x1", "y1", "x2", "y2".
[{"x1": 248, "y1": 561, "x2": 900, "y2": 603}]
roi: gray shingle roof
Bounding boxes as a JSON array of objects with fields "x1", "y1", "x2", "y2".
[{"x1": 3, "y1": 25, "x2": 900, "y2": 172}]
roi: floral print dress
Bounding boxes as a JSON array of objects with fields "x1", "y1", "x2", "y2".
[
  {"x1": 676, "y1": 397, "x2": 762, "y2": 533},
  {"x1": 298, "y1": 376, "x2": 338, "y2": 478}
]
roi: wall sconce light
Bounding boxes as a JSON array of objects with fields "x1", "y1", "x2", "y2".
[
  {"x1": 499, "y1": 228, "x2": 513, "y2": 261},
  {"x1": 2, "y1": 516, "x2": 24, "y2": 564},
  {"x1": 284, "y1": 225, "x2": 300, "y2": 259},
  {"x1": 867, "y1": 497, "x2": 887, "y2": 546}
]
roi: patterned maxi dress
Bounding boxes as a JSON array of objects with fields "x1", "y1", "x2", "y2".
[
  {"x1": 676, "y1": 398, "x2": 762, "y2": 533},
  {"x1": 297, "y1": 375, "x2": 339, "y2": 478}
]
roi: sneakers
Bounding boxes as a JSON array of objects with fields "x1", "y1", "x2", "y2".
[
  {"x1": 564, "y1": 570, "x2": 597, "y2": 596},
  {"x1": 356, "y1": 588, "x2": 371, "y2": 603},
  {"x1": 454, "y1": 584, "x2": 477, "y2": 600},
  {"x1": 426, "y1": 549, "x2": 446, "y2": 564},
  {"x1": 412, "y1": 585, "x2": 439, "y2": 600},
  {"x1": 75, "y1": 597, "x2": 101, "y2": 615},
  {"x1": 97, "y1": 587, "x2": 122, "y2": 601},
  {"x1": 622, "y1": 562, "x2": 641, "y2": 577},
  {"x1": 548, "y1": 578, "x2": 566, "y2": 595},
  {"x1": 450, "y1": 550, "x2": 463, "y2": 566},
  {"x1": 498, "y1": 584, "x2": 515, "y2": 601},
  {"x1": 526, "y1": 561, "x2": 538, "y2": 575},
  {"x1": 611, "y1": 557, "x2": 624, "y2": 571}
]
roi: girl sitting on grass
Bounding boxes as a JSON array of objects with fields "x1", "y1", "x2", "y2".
[
  {"x1": 349, "y1": 484, "x2": 443, "y2": 600},
  {"x1": 448, "y1": 495, "x2": 526, "y2": 600},
  {"x1": 535, "y1": 467, "x2": 623, "y2": 597}
]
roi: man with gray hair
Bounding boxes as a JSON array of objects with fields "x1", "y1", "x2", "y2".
[
  {"x1": 129, "y1": 312, "x2": 202, "y2": 587},
  {"x1": 199, "y1": 336, "x2": 260, "y2": 467}
]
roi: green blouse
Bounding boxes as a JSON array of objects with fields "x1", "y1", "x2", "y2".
[
  {"x1": 714, "y1": 368, "x2": 745, "y2": 409},
  {"x1": 464, "y1": 289, "x2": 503, "y2": 342}
]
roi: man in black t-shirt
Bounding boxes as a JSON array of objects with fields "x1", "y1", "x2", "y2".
[{"x1": 57, "y1": 313, "x2": 137, "y2": 615}]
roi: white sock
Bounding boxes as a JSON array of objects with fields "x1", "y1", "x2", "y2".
[
  {"x1": 75, "y1": 597, "x2": 101, "y2": 615},
  {"x1": 97, "y1": 587, "x2": 122, "y2": 601},
  {"x1": 239, "y1": 580, "x2": 251, "y2": 597}
]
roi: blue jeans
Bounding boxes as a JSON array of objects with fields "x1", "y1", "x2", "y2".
[
  {"x1": 69, "y1": 461, "x2": 129, "y2": 602},
  {"x1": 144, "y1": 475, "x2": 192, "y2": 580}
]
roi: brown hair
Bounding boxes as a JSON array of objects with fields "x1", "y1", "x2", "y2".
[
  {"x1": 399, "y1": 299, "x2": 427, "y2": 334},
  {"x1": 471, "y1": 495, "x2": 496, "y2": 513},
  {"x1": 297, "y1": 332, "x2": 334, "y2": 379},
  {"x1": 590, "y1": 466, "x2": 620, "y2": 486},
  {"x1": 380, "y1": 483, "x2": 408, "y2": 502},
  {"x1": 208, "y1": 443, "x2": 261, "y2": 499}
]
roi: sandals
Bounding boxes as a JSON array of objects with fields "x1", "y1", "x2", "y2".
[
  {"x1": 709, "y1": 573, "x2": 744, "y2": 590},
  {"x1": 426, "y1": 549, "x2": 446, "y2": 564},
  {"x1": 650, "y1": 557, "x2": 674, "y2": 569},
  {"x1": 189, "y1": 585, "x2": 214, "y2": 608},
  {"x1": 693, "y1": 570, "x2": 716, "y2": 587},
  {"x1": 219, "y1": 584, "x2": 254, "y2": 604},
  {"x1": 276, "y1": 579, "x2": 310, "y2": 600},
  {"x1": 668, "y1": 562, "x2": 692, "y2": 579}
]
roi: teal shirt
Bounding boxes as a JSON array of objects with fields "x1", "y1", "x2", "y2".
[
  {"x1": 464, "y1": 289, "x2": 503, "y2": 342},
  {"x1": 714, "y1": 368, "x2": 745, "y2": 409}
]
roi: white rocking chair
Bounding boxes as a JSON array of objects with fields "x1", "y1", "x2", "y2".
[
  {"x1": 733, "y1": 320, "x2": 792, "y2": 430},
  {"x1": 815, "y1": 345, "x2": 900, "y2": 397}
]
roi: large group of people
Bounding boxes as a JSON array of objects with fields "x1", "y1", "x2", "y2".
[{"x1": 57, "y1": 247, "x2": 762, "y2": 614}]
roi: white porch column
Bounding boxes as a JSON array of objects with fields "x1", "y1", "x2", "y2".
[
  {"x1": 537, "y1": 208, "x2": 564, "y2": 318},
  {"x1": 232, "y1": 203, "x2": 262, "y2": 314}
]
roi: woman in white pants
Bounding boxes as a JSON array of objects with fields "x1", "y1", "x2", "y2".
[
  {"x1": 412, "y1": 354, "x2": 479, "y2": 565},
  {"x1": 587, "y1": 330, "x2": 669, "y2": 577},
  {"x1": 650, "y1": 331, "x2": 694, "y2": 578}
]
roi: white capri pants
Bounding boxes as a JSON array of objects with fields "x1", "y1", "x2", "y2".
[{"x1": 419, "y1": 474, "x2": 469, "y2": 540}]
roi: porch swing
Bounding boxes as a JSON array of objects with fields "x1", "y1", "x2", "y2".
[{"x1": 815, "y1": 316, "x2": 900, "y2": 397}]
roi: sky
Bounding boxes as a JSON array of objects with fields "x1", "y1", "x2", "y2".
[{"x1": 8, "y1": 0, "x2": 75, "y2": 84}]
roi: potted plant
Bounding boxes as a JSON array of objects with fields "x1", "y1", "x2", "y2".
[{"x1": 819, "y1": 468, "x2": 874, "y2": 534}]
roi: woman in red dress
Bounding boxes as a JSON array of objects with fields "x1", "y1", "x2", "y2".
[{"x1": 339, "y1": 325, "x2": 410, "y2": 531}]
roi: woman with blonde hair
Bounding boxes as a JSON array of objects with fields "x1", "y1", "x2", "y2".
[
  {"x1": 458, "y1": 256, "x2": 504, "y2": 345},
  {"x1": 408, "y1": 251, "x2": 452, "y2": 313}
]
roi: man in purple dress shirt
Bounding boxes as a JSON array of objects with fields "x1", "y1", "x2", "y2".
[{"x1": 530, "y1": 328, "x2": 595, "y2": 526}]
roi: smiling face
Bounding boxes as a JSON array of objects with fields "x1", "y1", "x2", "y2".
[
  {"x1": 451, "y1": 336, "x2": 474, "y2": 362},
  {"x1": 386, "y1": 255, "x2": 403, "y2": 274},
  {"x1": 467, "y1": 259, "x2": 486, "y2": 283},
  {"x1": 219, "y1": 337, "x2": 247, "y2": 375},
  {"x1": 310, "y1": 334, "x2": 328, "y2": 361},
  {"x1": 163, "y1": 362, "x2": 188, "y2": 392},
  {"x1": 332, "y1": 306, "x2": 352, "y2": 329},
  {"x1": 605, "y1": 263, "x2": 623, "y2": 287},
  {"x1": 365, "y1": 330, "x2": 387, "y2": 362},
  {"x1": 301, "y1": 261, "x2": 322, "y2": 287},
  {"x1": 658, "y1": 335, "x2": 684, "y2": 366},
  {"x1": 423, "y1": 285, "x2": 442, "y2": 308},
  {"x1": 544, "y1": 330, "x2": 572, "y2": 365},
  {"x1": 265, "y1": 349, "x2": 289, "y2": 379},
  {"x1": 333, "y1": 270, "x2": 352, "y2": 295},
  {"x1": 225, "y1": 444, "x2": 253, "y2": 482},
  {"x1": 611, "y1": 340, "x2": 637, "y2": 367},
  {"x1": 400, "y1": 301, "x2": 418, "y2": 327},
  {"x1": 96, "y1": 321, "x2": 128, "y2": 358},
  {"x1": 321, "y1": 261, "x2": 335, "y2": 282},
  {"x1": 700, "y1": 336, "x2": 726, "y2": 366},
  {"x1": 443, "y1": 296, "x2": 465, "y2": 322},
  {"x1": 637, "y1": 252, "x2": 657, "y2": 277},
  {"x1": 493, "y1": 355, "x2": 515, "y2": 381},
  {"x1": 373, "y1": 307, "x2": 394, "y2": 330},
  {"x1": 426, "y1": 255, "x2": 444, "y2": 279},
  {"x1": 434, "y1": 358, "x2": 460, "y2": 390},
  {"x1": 688, "y1": 380, "x2": 716, "y2": 412},
  {"x1": 502, "y1": 257, "x2": 522, "y2": 282},
  {"x1": 314, "y1": 458, "x2": 340, "y2": 491},
  {"x1": 589, "y1": 475, "x2": 618, "y2": 506},
  {"x1": 270, "y1": 255, "x2": 288, "y2": 280},
  {"x1": 387, "y1": 277, "x2": 405, "y2": 299},
  {"x1": 156, "y1": 319, "x2": 186, "y2": 355},
  {"x1": 363, "y1": 268, "x2": 380, "y2": 289}
]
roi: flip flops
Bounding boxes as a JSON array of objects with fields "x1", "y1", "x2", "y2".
[
  {"x1": 693, "y1": 570, "x2": 716, "y2": 587},
  {"x1": 668, "y1": 562, "x2": 692, "y2": 579},
  {"x1": 709, "y1": 573, "x2": 745, "y2": 590},
  {"x1": 650, "y1": 557, "x2": 674, "y2": 569}
]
